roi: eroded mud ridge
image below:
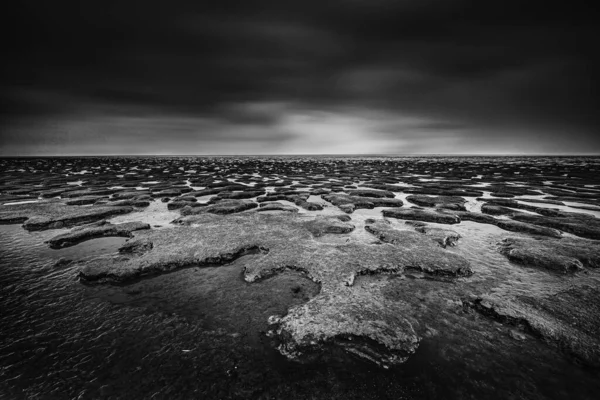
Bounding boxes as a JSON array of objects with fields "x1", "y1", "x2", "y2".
[{"x1": 1, "y1": 156, "x2": 600, "y2": 399}]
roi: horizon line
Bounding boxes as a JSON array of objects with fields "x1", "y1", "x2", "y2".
[{"x1": 2, "y1": 153, "x2": 600, "y2": 158}]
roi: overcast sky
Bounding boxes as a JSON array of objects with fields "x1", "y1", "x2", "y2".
[{"x1": 1, "y1": 0, "x2": 598, "y2": 155}]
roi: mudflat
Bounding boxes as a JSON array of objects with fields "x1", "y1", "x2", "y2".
[{"x1": 1, "y1": 155, "x2": 600, "y2": 399}]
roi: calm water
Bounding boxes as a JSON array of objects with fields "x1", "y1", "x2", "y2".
[
  {"x1": 2, "y1": 214, "x2": 599, "y2": 400},
  {"x1": 1, "y1": 157, "x2": 600, "y2": 399}
]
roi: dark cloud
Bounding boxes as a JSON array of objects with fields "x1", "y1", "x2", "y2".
[{"x1": 1, "y1": 0, "x2": 599, "y2": 153}]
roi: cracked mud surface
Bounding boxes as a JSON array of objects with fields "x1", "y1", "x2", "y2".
[{"x1": 2, "y1": 156, "x2": 600, "y2": 399}]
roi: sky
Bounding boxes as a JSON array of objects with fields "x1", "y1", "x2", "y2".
[{"x1": 1, "y1": 0, "x2": 598, "y2": 155}]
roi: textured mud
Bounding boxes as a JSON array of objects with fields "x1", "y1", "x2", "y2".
[{"x1": 1, "y1": 156, "x2": 600, "y2": 399}]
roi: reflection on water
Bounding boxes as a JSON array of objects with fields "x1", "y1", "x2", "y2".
[
  {"x1": 2, "y1": 155, "x2": 600, "y2": 399},
  {"x1": 2, "y1": 212, "x2": 599, "y2": 399},
  {"x1": 109, "y1": 200, "x2": 180, "y2": 227}
]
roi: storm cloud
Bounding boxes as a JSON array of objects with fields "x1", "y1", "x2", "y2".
[{"x1": 1, "y1": 0, "x2": 598, "y2": 155}]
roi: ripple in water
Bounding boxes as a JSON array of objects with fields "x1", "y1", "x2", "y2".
[{"x1": 2, "y1": 157, "x2": 600, "y2": 398}]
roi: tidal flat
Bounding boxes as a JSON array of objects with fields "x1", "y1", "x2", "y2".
[{"x1": 1, "y1": 156, "x2": 600, "y2": 399}]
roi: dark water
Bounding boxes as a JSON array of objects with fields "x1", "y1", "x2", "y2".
[
  {"x1": 2, "y1": 155, "x2": 600, "y2": 399},
  {"x1": 2, "y1": 222, "x2": 599, "y2": 400}
]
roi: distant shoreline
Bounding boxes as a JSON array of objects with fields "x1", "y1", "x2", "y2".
[{"x1": 2, "y1": 154, "x2": 600, "y2": 158}]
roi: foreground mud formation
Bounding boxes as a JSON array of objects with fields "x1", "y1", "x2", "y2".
[
  {"x1": 1, "y1": 156, "x2": 600, "y2": 399},
  {"x1": 76, "y1": 213, "x2": 472, "y2": 367},
  {"x1": 499, "y1": 237, "x2": 600, "y2": 273},
  {"x1": 463, "y1": 286, "x2": 600, "y2": 367},
  {"x1": 46, "y1": 221, "x2": 151, "y2": 249}
]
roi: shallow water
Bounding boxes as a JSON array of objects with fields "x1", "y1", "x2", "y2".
[
  {"x1": 2, "y1": 214, "x2": 599, "y2": 400},
  {"x1": 109, "y1": 200, "x2": 180, "y2": 227},
  {"x1": 89, "y1": 263, "x2": 321, "y2": 347},
  {"x1": 1, "y1": 156, "x2": 600, "y2": 399},
  {"x1": 2, "y1": 200, "x2": 41, "y2": 206},
  {"x1": 518, "y1": 197, "x2": 600, "y2": 218}
]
